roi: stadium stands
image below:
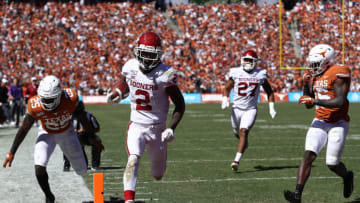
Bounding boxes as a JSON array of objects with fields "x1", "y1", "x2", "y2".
[{"x1": 0, "y1": 1, "x2": 359, "y2": 95}]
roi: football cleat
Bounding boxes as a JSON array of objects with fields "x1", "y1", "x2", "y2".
[
  {"x1": 284, "y1": 190, "x2": 301, "y2": 203},
  {"x1": 45, "y1": 194, "x2": 55, "y2": 203},
  {"x1": 63, "y1": 165, "x2": 70, "y2": 172},
  {"x1": 125, "y1": 200, "x2": 134, "y2": 203},
  {"x1": 343, "y1": 171, "x2": 354, "y2": 198},
  {"x1": 91, "y1": 166, "x2": 101, "y2": 171},
  {"x1": 231, "y1": 161, "x2": 239, "y2": 172}
]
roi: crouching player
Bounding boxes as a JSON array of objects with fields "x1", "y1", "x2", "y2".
[
  {"x1": 63, "y1": 110, "x2": 104, "y2": 171},
  {"x1": 3, "y1": 75, "x2": 101, "y2": 203}
]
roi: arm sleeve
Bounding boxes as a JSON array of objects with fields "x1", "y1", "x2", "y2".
[{"x1": 73, "y1": 101, "x2": 85, "y2": 117}]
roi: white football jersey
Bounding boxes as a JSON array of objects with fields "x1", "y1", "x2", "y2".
[
  {"x1": 226, "y1": 67, "x2": 268, "y2": 110},
  {"x1": 122, "y1": 59, "x2": 178, "y2": 124}
]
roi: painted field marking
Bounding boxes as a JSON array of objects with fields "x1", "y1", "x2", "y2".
[
  {"x1": 140, "y1": 176, "x2": 338, "y2": 184},
  {"x1": 254, "y1": 124, "x2": 308, "y2": 129},
  {"x1": 162, "y1": 156, "x2": 360, "y2": 163},
  {"x1": 347, "y1": 134, "x2": 360, "y2": 140}
]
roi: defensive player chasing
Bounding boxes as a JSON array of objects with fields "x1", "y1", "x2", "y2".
[
  {"x1": 3, "y1": 75, "x2": 103, "y2": 203},
  {"x1": 107, "y1": 31, "x2": 185, "y2": 203},
  {"x1": 222, "y1": 50, "x2": 277, "y2": 172},
  {"x1": 284, "y1": 44, "x2": 353, "y2": 203}
]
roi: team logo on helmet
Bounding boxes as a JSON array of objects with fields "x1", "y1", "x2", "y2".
[{"x1": 37, "y1": 75, "x2": 62, "y2": 111}]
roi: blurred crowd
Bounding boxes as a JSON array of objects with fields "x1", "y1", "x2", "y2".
[{"x1": 0, "y1": 0, "x2": 359, "y2": 100}]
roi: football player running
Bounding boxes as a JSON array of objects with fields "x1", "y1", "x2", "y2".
[
  {"x1": 107, "y1": 31, "x2": 185, "y2": 203},
  {"x1": 284, "y1": 44, "x2": 353, "y2": 203},
  {"x1": 3, "y1": 75, "x2": 104, "y2": 203},
  {"x1": 222, "y1": 50, "x2": 277, "y2": 172}
]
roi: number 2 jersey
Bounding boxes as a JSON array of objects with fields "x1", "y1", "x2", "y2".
[
  {"x1": 27, "y1": 88, "x2": 78, "y2": 134},
  {"x1": 312, "y1": 64, "x2": 351, "y2": 123},
  {"x1": 226, "y1": 67, "x2": 268, "y2": 110},
  {"x1": 122, "y1": 59, "x2": 178, "y2": 124}
]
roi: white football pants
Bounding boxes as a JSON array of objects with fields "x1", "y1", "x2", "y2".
[
  {"x1": 34, "y1": 125, "x2": 87, "y2": 175},
  {"x1": 231, "y1": 108, "x2": 257, "y2": 134},
  {"x1": 305, "y1": 118, "x2": 349, "y2": 165},
  {"x1": 124, "y1": 121, "x2": 167, "y2": 191}
]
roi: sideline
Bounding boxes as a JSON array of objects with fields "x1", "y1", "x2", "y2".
[{"x1": 0, "y1": 127, "x2": 93, "y2": 203}]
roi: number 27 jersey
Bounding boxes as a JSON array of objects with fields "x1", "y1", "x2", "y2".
[
  {"x1": 122, "y1": 59, "x2": 178, "y2": 124},
  {"x1": 226, "y1": 67, "x2": 267, "y2": 110}
]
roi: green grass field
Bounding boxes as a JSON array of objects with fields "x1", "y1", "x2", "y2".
[{"x1": 83, "y1": 103, "x2": 360, "y2": 203}]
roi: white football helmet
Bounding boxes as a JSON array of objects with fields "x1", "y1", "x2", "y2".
[
  {"x1": 307, "y1": 44, "x2": 335, "y2": 76},
  {"x1": 134, "y1": 31, "x2": 163, "y2": 72},
  {"x1": 241, "y1": 50, "x2": 259, "y2": 73},
  {"x1": 37, "y1": 75, "x2": 62, "y2": 111}
]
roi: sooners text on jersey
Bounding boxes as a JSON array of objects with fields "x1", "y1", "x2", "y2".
[
  {"x1": 313, "y1": 64, "x2": 351, "y2": 123},
  {"x1": 122, "y1": 59, "x2": 178, "y2": 124},
  {"x1": 226, "y1": 67, "x2": 267, "y2": 110},
  {"x1": 27, "y1": 88, "x2": 78, "y2": 134}
]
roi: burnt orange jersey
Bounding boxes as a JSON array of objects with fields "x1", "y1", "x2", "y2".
[
  {"x1": 313, "y1": 64, "x2": 351, "y2": 123},
  {"x1": 27, "y1": 88, "x2": 78, "y2": 134}
]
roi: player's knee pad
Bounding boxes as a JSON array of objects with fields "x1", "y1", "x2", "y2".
[
  {"x1": 127, "y1": 154, "x2": 139, "y2": 168},
  {"x1": 124, "y1": 155, "x2": 140, "y2": 185},
  {"x1": 124, "y1": 154, "x2": 140, "y2": 176}
]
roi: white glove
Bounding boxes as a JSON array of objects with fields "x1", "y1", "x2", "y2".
[
  {"x1": 161, "y1": 128, "x2": 175, "y2": 142},
  {"x1": 221, "y1": 96, "x2": 230, "y2": 109},
  {"x1": 269, "y1": 102, "x2": 277, "y2": 119},
  {"x1": 106, "y1": 88, "x2": 122, "y2": 104}
]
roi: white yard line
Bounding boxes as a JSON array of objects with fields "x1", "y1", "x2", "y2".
[
  {"x1": 0, "y1": 127, "x2": 93, "y2": 203},
  {"x1": 139, "y1": 176, "x2": 339, "y2": 184}
]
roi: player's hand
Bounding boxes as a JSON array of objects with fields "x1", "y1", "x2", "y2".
[
  {"x1": 303, "y1": 70, "x2": 312, "y2": 85},
  {"x1": 221, "y1": 96, "x2": 230, "y2": 109},
  {"x1": 91, "y1": 138, "x2": 104, "y2": 152},
  {"x1": 161, "y1": 128, "x2": 175, "y2": 142},
  {"x1": 269, "y1": 102, "x2": 277, "y2": 119},
  {"x1": 3, "y1": 152, "x2": 14, "y2": 168},
  {"x1": 106, "y1": 89, "x2": 121, "y2": 104},
  {"x1": 298, "y1": 95, "x2": 314, "y2": 105}
]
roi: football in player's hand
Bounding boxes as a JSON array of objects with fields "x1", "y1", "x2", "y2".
[{"x1": 110, "y1": 80, "x2": 129, "y2": 99}]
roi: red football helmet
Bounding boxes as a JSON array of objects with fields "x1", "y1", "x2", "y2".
[
  {"x1": 241, "y1": 50, "x2": 259, "y2": 72},
  {"x1": 134, "y1": 31, "x2": 163, "y2": 72}
]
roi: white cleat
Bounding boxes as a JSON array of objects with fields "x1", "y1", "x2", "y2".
[{"x1": 231, "y1": 161, "x2": 239, "y2": 172}]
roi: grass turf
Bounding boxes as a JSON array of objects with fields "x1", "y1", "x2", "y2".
[{"x1": 82, "y1": 102, "x2": 360, "y2": 203}]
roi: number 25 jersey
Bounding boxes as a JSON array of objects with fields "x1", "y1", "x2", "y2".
[
  {"x1": 313, "y1": 64, "x2": 351, "y2": 123},
  {"x1": 122, "y1": 59, "x2": 178, "y2": 124},
  {"x1": 27, "y1": 88, "x2": 78, "y2": 134}
]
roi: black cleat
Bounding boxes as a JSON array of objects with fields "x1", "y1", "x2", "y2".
[
  {"x1": 63, "y1": 165, "x2": 70, "y2": 172},
  {"x1": 343, "y1": 171, "x2": 354, "y2": 198},
  {"x1": 45, "y1": 194, "x2": 55, "y2": 203},
  {"x1": 284, "y1": 190, "x2": 301, "y2": 203}
]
